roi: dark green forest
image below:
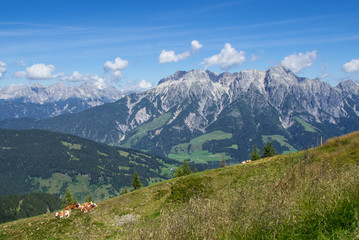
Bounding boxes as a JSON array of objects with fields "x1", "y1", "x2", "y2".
[
  {"x1": 0, "y1": 192, "x2": 61, "y2": 224},
  {"x1": 0, "y1": 128, "x2": 181, "y2": 202}
]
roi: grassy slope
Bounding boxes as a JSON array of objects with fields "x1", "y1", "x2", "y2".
[
  {"x1": 168, "y1": 130, "x2": 233, "y2": 163},
  {"x1": 1, "y1": 132, "x2": 359, "y2": 239}
]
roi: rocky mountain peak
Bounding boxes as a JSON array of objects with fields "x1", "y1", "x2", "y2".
[
  {"x1": 337, "y1": 79, "x2": 359, "y2": 95},
  {"x1": 157, "y1": 69, "x2": 221, "y2": 86},
  {"x1": 266, "y1": 64, "x2": 299, "y2": 87}
]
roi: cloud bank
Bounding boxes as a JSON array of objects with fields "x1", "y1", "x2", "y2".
[
  {"x1": 201, "y1": 43, "x2": 245, "y2": 70},
  {"x1": 281, "y1": 50, "x2": 318, "y2": 73},
  {"x1": 14, "y1": 63, "x2": 64, "y2": 80}
]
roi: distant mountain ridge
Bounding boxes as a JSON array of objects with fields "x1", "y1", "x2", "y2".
[
  {"x1": 1, "y1": 65, "x2": 359, "y2": 163},
  {"x1": 0, "y1": 82, "x2": 123, "y2": 120},
  {"x1": 0, "y1": 82, "x2": 122, "y2": 104}
]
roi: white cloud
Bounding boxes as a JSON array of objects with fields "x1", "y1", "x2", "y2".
[
  {"x1": 191, "y1": 40, "x2": 203, "y2": 51},
  {"x1": 14, "y1": 63, "x2": 64, "y2": 80},
  {"x1": 342, "y1": 59, "x2": 359, "y2": 73},
  {"x1": 201, "y1": 43, "x2": 245, "y2": 70},
  {"x1": 281, "y1": 50, "x2": 318, "y2": 73},
  {"x1": 103, "y1": 57, "x2": 129, "y2": 82},
  {"x1": 104, "y1": 57, "x2": 129, "y2": 72},
  {"x1": 0, "y1": 61, "x2": 7, "y2": 78},
  {"x1": 61, "y1": 71, "x2": 86, "y2": 82},
  {"x1": 158, "y1": 50, "x2": 190, "y2": 64},
  {"x1": 158, "y1": 40, "x2": 202, "y2": 64},
  {"x1": 138, "y1": 79, "x2": 153, "y2": 89}
]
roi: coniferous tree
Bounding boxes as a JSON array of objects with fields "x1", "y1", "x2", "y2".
[
  {"x1": 174, "y1": 160, "x2": 194, "y2": 178},
  {"x1": 61, "y1": 187, "x2": 77, "y2": 208},
  {"x1": 182, "y1": 160, "x2": 192, "y2": 175},
  {"x1": 131, "y1": 171, "x2": 142, "y2": 190},
  {"x1": 251, "y1": 145, "x2": 261, "y2": 161},
  {"x1": 174, "y1": 166, "x2": 183, "y2": 178},
  {"x1": 262, "y1": 141, "x2": 277, "y2": 158}
]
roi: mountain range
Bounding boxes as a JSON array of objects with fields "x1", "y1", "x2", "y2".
[
  {"x1": 1, "y1": 65, "x2": 359, "y2": 164},
  {"x1": 0, "y1": 82, "x2": 123, "y2": 120}
]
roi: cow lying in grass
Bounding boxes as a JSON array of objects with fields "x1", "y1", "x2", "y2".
[
  {"x1": 55, "y1": 210, "x2": 71, "y2": 218},
  {"x1": 79, "y1": 202, "x2": 97, "y2": 213}
]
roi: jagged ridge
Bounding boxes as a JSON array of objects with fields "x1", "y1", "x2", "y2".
[{"x1": 1, "y1": 65, "x2": 359, "y2": 163}]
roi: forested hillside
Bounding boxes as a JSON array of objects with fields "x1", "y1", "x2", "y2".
[
  {"x1": 0, "y1": 129, "x2": 181, "y2": 202},
  {"x1": 0, "y1": 193, "x2": 61, "y2": 224}
]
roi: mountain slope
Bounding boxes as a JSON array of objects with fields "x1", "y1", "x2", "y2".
[
  {"x1": 1, "y1": 131, "x2": 358, "y2": 239},
  {"x1": 0, "y1": 129, "x2": 180, "y2": 201},
  {"x1": 1, "y1": 66, "x2": 359, "y2": 164}
]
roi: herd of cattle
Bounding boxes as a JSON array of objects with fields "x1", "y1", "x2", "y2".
[{"x1": 55, "y1": 201, "x2": 97, "y2": 219}]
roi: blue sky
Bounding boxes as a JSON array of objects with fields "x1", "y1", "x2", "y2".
[{"x1": 0, "y1": 0, "x2": 359, "y2": 90}]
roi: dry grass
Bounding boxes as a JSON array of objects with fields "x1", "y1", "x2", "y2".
[{"x1": 123, "y1": 133, "x2": 359, "y2": 239}]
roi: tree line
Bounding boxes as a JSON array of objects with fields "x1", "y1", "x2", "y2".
[{"x1": 250, "y1": 141, "x2": 277, "y2": 161}]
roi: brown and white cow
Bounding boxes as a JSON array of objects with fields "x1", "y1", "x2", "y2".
[
  {"x1": 86, "y1": 202, "x2": 97, "y2": 212},
  {"x1": 64, "y1": 203, "x2": 80, "y2": 210},
  {"x1": 80, "y1": 202, "x2": 97, "y2": 213},
  {"x1": 55, "y1": 210, "x2": 71, "y2": 218},
  {"x1": 79, "y1": 201, "x2": 92, "y2": 212}
]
